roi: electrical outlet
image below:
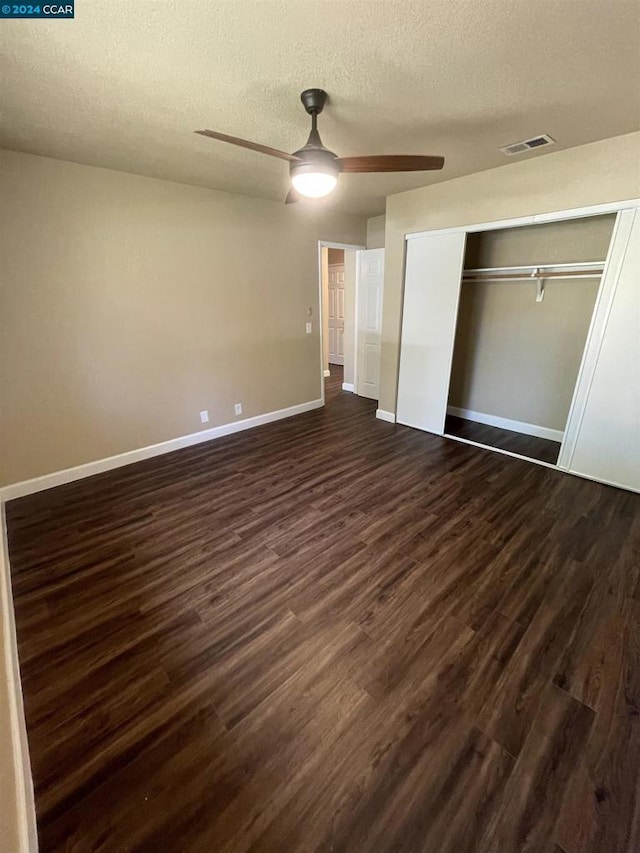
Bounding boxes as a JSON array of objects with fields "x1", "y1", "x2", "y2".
[
  {"x1": 200, "y1": 410, "x2": 209, "y2": 423},
  {"x1": 234, "y1": 402, "x2": 242, "y2": 416},
  {"x1": 306, "y1": 322, "x2": 312, "y2": 334}
]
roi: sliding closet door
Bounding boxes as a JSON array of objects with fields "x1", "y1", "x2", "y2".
[
  {"x1": 562, "y1": 207, "x2": 640, "y2": 492},
  {"x1": 397, "y1": 232, "x2": 466, "y2": 433}
]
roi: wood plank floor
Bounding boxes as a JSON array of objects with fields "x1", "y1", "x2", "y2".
[
  {"x1": 6, "y1": 367, "x2": 640, "y2": 852},
  {"x1": 444, "y1": 415, "x2": 562, "y2": 465}
]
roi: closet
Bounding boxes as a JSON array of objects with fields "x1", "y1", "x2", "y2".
[
  {"x1": 446, "y1": 215, "x2": 614, "y2": 464},
  {"x1": 396, "y1": 202, "x2": 640, "y2": 493}
]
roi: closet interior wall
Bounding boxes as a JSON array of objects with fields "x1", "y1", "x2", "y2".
[{"x1": 446, "y1": 214, "x2": 616, "y2": 462}]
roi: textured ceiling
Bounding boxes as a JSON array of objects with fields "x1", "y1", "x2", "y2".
[{"x1": 1, "y1": 0, "x2": 639, "y2": 216}]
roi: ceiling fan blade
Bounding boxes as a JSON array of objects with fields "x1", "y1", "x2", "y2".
[
  {"x1": 195, "y1": 130, "x2": 300, "y2": 162},
  {"x1": 285, "y1": 188, "x2": 301, "y2": 204},
  {"x1": 337, "y1": 155, "x2": 444, "y2": 173}
]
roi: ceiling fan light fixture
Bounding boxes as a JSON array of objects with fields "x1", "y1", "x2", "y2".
[
  {"x1": 290, "y1": 162, "x2": 338, "y2": 198},
  {"x1": 196, "y1": 88, "x2": 445, "y2": 205}
]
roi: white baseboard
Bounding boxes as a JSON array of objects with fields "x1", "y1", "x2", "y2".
[
  {"x1": 446, "y1": 406, "x2": 564, "y2": 443},
  {"x1": 1, "y1": 398, "x2": 323, "y2": 502},
  {"x1": 342, "y1": 382, "x2": 355, "y2": 393},
  {"x1": 376, "y1": 409, "x2": 396, "y2": 424},
  {"x1": 0, "y1": 502, "x2": 37, "y2": 852},
  {"x1": 323, "y1": 369, "x2": 331, "y2": 378}
]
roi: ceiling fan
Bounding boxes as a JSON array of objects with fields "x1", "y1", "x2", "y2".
[{"x1": 195, "y1": 89, "x2": 444, "y2": 203}]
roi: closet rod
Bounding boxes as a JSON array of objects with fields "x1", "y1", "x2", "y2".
[
  {"x1": 462, "y1": 269, "x2": 603, "y2": 282},
  {"x1": 462, "y1": 261, "x2": 605, "y2": 282}
]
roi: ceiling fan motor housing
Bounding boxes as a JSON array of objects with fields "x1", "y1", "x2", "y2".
[
  {"x1": 300, "y1": 88, "x2": 328, "y2": 115},
  {"x1": 291, "y1": 89, "x2": 339, "y2": 181},
  {"x1": 289, "y1": 145, "x2": 341, "y2": 181}
]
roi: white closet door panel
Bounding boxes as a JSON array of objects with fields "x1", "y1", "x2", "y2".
[
  {"x1": 558, "y1": 210, "x2": 633, "y2": 469},
  {"x1": 397, "y1": 232, "x2": 466, "y2": 433},
  {"x1": 568, "y1": 208, "x2": 640, "y2": 492}
]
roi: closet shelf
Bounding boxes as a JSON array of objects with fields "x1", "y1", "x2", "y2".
[{"x1": 462, "y1": 261, "x2": 605, "y2": 282}]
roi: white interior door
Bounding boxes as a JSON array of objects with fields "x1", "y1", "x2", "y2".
[
  {"x1": 561, "y1": 207, "x2": 640, "y2": 492},
  {"x1": 356, "y1": 248, "x2": 385, "y2": 399},
  {"x1": 328, "y1": 263, "x2": 345, "y2": 365},
  {"x1": 396, "y1": 232, "x2": 467, "y2": 433}
]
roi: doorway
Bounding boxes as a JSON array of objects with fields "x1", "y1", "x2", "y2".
[
  {"x1": 318, "y1": 242, "x2": 385, "y2": 406},
  {"x1": 327, "y1": 248, "x2": 345, "y2": 368},
  {"x1": 318, "y1": 240, "x2": 364, "y2": 405}
]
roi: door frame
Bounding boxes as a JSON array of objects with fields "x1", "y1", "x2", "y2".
[
  {"x1": 317, "y1": 241, "x2": 365, "y2": 405},
  {"x1": 404, "y1": 198, "x2": 640, "y2": 242}
]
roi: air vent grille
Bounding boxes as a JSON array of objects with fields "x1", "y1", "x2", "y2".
[{"x1": 500, "y1": 134, "x2": 556, "y2": 156}]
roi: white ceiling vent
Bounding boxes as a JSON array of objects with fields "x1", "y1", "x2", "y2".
[{"x1": 500, "y1": 134, "x2": 556, "y2": 156}]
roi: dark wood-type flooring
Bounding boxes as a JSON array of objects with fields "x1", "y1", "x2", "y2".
[
  {"x1": 7, "y1": 367, "x2": 640, "y2": 852},
  {"x1": 445, "y1": 414, "x2": 562, "y2": 465}
]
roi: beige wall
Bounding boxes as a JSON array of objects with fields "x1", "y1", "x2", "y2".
[
  {"x1": 463, "y1": 214, "x2": 615, "y2": 268},
  {"x1": 366, "y1": 215, "x2": 386, "y2": 249},
  {"x1": 449, "y1": 280, "x2": 600, "y2": 430},
  {"x1": 449, "y1": 216, "x2": 614, "y2": 429},
  {"x1": 0, "y1": 151, "x2": 365, "y2": 486},
  {"x1": 380, "y1": 132, "x2": 640, "y2": 413}
]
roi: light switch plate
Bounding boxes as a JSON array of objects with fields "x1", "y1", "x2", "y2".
[{"x1": 306, "y1": 322, "x2": 312, "y2": 334}]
